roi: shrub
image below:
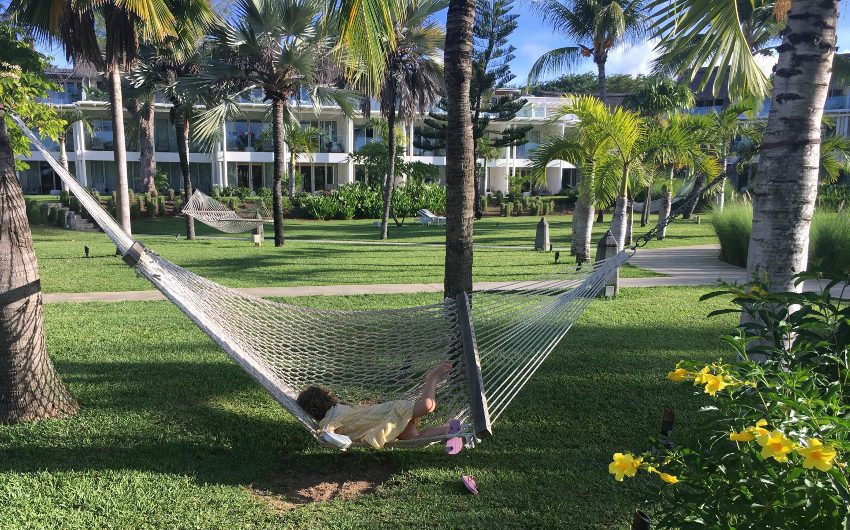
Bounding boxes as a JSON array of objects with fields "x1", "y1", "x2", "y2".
[
  {"x1": 143, "y1": 197, "x2": 156, "y2": 217},
  {"x1": 59, "y1": 191, "x2": 70, "y2": 206},
  {"x1": 513, "y1": 200, "x2": 522, "y2": 216},
  {"x1": 613, "y1": 278, "x2": 850, "y2": 529},
  {"x1": 172, "y1": 198, "x2": 183, "y2": 213},
  {"x1": 479, "y1": 196, "x2": 487, "y2": 214},
  {"x1": 495, "y1": 190, "x2": 503, "y2": 203},
  {"x1": 68, "y1": 196, "x2": 81, "y2": 214},
  {"x1": 127, "y1": 190, "x2": 134, "y2": 207},
  {"x1": 545, "y1": 201, "x2": 554, "y2": 215},
  {"x1": 25, "y1": 199, "x2": 43, "y2": 224},
  {"x1": 157, "y1": 196, "x2": 167, "y2": 216},
  {"x1": 710, "y1": 202, "x2": 752, "y2": 267},
  {"x1": 501, "y1": 202, "x2": 512, "y2": 217},
  {"x1": 233, "y1": 186, "x2": 253, "y2": 200},
  {"x1": 809, "y1": 211, "x2": 850, "y2": 278},
  {"x1": 55, "y1": 208, "x2": 66, "y2": 228},
  {"x1": 130, "y1": 202, "x2": 141, "y2": 220},
  {"x1": 211, "y1": 186, "x2": 222, "y2": 200},
  {"x1": 168, "y1": 189, "x2": 175, "y2": 201},
  {"x1": 817, "y1": 185, "x2": 850, "y2": 212},
  {"x1": 47, "y1": 206, "x2": 57, "y2": 225}
]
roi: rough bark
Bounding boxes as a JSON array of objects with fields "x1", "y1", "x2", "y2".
[
  {"x1": 139, "y1": 99, "x2": 156, "y2": 195},
  {"x1": 380, "y1": 86, "x2": 397, "y2": 240},
  {"x1": 597, "y1": 60, "x2": 607, "y2": 105},
  {"x1": 174, "y1": 111, "x2": 195, "y2": 240},
  {"x1": 108, "y1": 62, "x2": 131, "y2": 234},
  {"x1": 682, "y1": 172, "x2": 705, "y2": 220},
  {"x1": 288, "y1": 152, "x2": 296, "y2": 197},
  {"x1": 571, "y1": 193, "x2": 595, "y2": 263},
  {"x1": 746, "y1": 0, "x2": 838, "y2": 293},
  {"x1": 271, "y1": 99, "x2": 286, "y2": 246},
  {"x1": 657, "y1": 186, "x2": 672, "y2": 240},
  {"x1": 0, "y1": 115, "x2": 79, "y2": 423},
  {"x1": 443, "y1": 0, "x2": 477, "y2": 298}
]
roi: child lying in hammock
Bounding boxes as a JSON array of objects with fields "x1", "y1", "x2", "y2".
[{"x1": 297, "y1": 362, "x2": 454, "y2": 449}]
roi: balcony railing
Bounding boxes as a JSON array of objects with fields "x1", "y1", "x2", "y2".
[{"x1": 825, "y1": 95, "x2": 850, "y2": 110}]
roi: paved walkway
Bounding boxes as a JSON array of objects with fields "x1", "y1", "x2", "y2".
[{"x1": 42, "y1": 244, "x2": 846, "y2": 303}]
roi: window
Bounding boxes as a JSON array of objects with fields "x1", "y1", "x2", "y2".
[
  {"x1": 561, "y1": 168, "x2": 579, "y2": 189},
  {"x1": 87, "y1": 161, "x2": 117, "y2": 192},
  {"x1": 87, "y1": 120, "x2": 114, "y2": 151},
  {"x1": 301, "y1": 120, "x2": 341, "y2": 153},
  {"x1": 45, "y1": 81, "x2": 82, "y2": 104},
  {"x1": 298, "y1": 164, "x2": 336, "y2": 191},
  {"x1": 226, "y1": 120, "x2": 271, "y2": 152},
  {"x1": 155, "y1": 119, "x2": 178, "y2": 152},
  {"x1": 354, "y1": 125, "x2": 377, "y2": 151},
  {"x1": 517, "y1": 130, "x2": 540, "y2": 159}
]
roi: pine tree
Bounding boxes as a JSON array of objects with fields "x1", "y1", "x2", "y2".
[{"x1": 415, "y1": 0, "x2": 531, "y2": 217}]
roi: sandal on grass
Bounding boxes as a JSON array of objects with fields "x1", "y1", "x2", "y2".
[{"x1": 462, "y1": 475, "x2": 478, "y2": 495}]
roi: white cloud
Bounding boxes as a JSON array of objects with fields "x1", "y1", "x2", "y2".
[{"x1": 603, "y1": 40, "x2": 659, "y2": 76}]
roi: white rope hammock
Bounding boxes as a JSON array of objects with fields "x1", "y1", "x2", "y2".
[
  {"x1": 16, "y1": 116, "x2": 629, "y2": 449},
  {"x1": 182, "y1": 189, "x2": 268, "y2": 233}
]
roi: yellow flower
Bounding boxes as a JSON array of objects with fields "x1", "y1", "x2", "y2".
[
  {"x1": 797, "y1": 439, "x2": 837, "y2": 472},
  {"x1": 730, "y1": 430, "x2": 756, "y2": 442},
  {"x1": 658, "y1": 472, "x2": 679, "y2": 484},
  {"x1": 693, "y1": 366, "x2": 711, "y2": 385},
  {"x1": 609, "y1": 453, "x2": 641, "y2": 481},
  {"x1": 667, "y1": 368, "x2": 689, "y2": 382},
  {"x1": 748, "y1": 419, "x2": 770, "y2": 437},
  {"x1": 703, "y1": 374, "x2": 731, "y2": 396},
  {"x1": 757, "y1": 430, "x2": 795, "y2": 463}
]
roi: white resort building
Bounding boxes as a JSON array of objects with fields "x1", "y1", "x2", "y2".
[{"x1": 17, "y1": 69, "x2": 580, "y2": 197}]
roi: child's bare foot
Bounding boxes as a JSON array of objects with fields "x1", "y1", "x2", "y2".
[{"x1": 427, "y1": 362, "x2": 452, "y2": 382}]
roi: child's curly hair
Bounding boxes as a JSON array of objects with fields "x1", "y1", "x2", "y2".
[{"x1": 297, "y1": 386, "x2": 339, "y2": 421}]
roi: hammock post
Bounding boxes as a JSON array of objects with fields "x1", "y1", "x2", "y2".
[
  {"x1": 595, "y1": 230, "x2": 619, "y2": 297},
  {"x1": 455, "y1": 292, "x2": 492, "y2": 439}
]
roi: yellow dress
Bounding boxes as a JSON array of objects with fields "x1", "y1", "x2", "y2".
[{"x1": 319, "y1": 400, "x2": 415, "y2": 449}]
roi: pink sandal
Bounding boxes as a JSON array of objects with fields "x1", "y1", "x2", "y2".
[
  {"x1": 462, "y1": 475, "x2": 478, "y2": 495},
  {"x1": 445, "y1": 420, "x2": 463, "y2": 455}
]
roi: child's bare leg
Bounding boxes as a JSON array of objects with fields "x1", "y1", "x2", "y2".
[
  {"x1": 412, "y1": 362, "x2": 452, "y2": 419},
  {"x1": 397, "y1": 420, "x2": 449, "y2": 440}
]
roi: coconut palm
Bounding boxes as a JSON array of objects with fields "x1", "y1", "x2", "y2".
[
  {"x1": 129, "y1": 0, "x2": 215, "y2": 240},
  {"x1": 193, "y1": 0, "x2": 355, "y2": 247},
  {"x1": 364, "y1": 0, "x2": 445, "y2": 240},
  {"x1": 702, "y1": 100, "x2": 760, "y2": 211},
  {"x1": 651, "y1": 0, "x2": 837, "y2": 294},
  {"x1": 532, "y1": 95, "x2": 620, "y2": 261},
  {"x1": 280, "y1": 122, "x2": 325, "y2": 195},
  {"x1": 443, "y1": 0, "x2": 478, "y2": 297},
  {"x1": 527, "y1": 0, "x2": 647, "y2": 103},
  {"x1": 9, "y1": 0, "x2": 176, "y2": 236}
]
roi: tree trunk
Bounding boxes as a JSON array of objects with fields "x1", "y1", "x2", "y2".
[
  {"x1": 380, "y1": 91, "x2": 397, "y2": 240},
  {"x1": 682, "y1": 172, "x2": 705, "y2": 220},
  {"x1": 640, "y1": 180, "x2": 652, "y2": 227},
  {"x1": 271, "y1": 99, "x2": 286, "y2": 247},
  {"x1": 596, "y1": 209, "x2": 604, "y2": 223},
  {"x1": 571, "y1": 192, "x2": 595, "y2": 263},
  {"x1": 609, "y1": 196, "x2": 629, "y2": 251},
  {"x1": 174, "y1": 110, "x2": 195, "y2": 240},
  {"x1": 288, "y1": 152, "x2": 296, "y2": 197},
  {"x1": 0, "y1": 115, "x2": 79, "y2": 423},
  {"x1": 473, "y1": 148, "x2": 483, "y2": 220},
  {"x1": 108, "y1": 62, "x2": 131, "y2": 235},
  {"x1": 597, "y1": 60, "x2": 607, "y2": 105},
  {"x1": 443, "y1": 0, "x2": 477, "y2": 298},
  {"x1": 716, "y1": 157, "x2": 728, "y2": 211},
  {"x1": 657, "y1": 186, "x2": 672, "y2": 240},
  {"x1": 139, "y1": 99, "x2": 156, "y2": 195},
  {"x1": 625, "y1": 198, "x2": 634, "y2": 247},
  {"x1": 746, "y1": 0, "x2": 837, "y2": 293},
  {"x1": 58, "y1": 132, "x2": 69, "y2": 191}
]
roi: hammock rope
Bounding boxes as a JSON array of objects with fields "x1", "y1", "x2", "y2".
[
  {"x1": 182, "y1": 189, "x2": 268, "y2": 233},
  {"x1": 15, "y1": 115, "x2": 628, "y2": 449}
]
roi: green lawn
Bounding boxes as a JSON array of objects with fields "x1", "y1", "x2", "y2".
[
  {"x1": 1, "y1": 288, "x2": 737, "y2": 529},
  {"x1": 32, "y1": 226, "x2": 660, "y2": 294},
  {"x1": 130, "y1": 213, "x2": 719, "y2": 248}
]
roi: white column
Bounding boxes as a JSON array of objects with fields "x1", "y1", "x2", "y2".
[
  {"x1": 73, "y1": 120, "x2": 88, "y2": 187},
  {"x1": 220, "y1": 121, "x2": 229, "y2": 188}
]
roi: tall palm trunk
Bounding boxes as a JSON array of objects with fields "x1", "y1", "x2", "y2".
[
  {"x1": 0, "y1": 115, "x2": 79, "y2": 423},
  {"x1": 657, "y1": 167, "x2": 674, "y2": 240},
  {"x1": 682, "y1": 171, "x2": 705, "y2": 220},
  {"x1": 174, "y1": 110, "x2": 195, "y2": 240},
  {"x1": 716, "y1": 156, "x2": 728, "y2": 211},
  {"x1": 443, "y1": 0, "x2": 477, "y2": 298},
  {"x1": 139, "y1": 99, "x2": 156, "y2": 195},
  {"x1": 746, "y1": 0, "x2": 837, "y2": 293},
  {"x1": 609, "y1": 169, "x2": 630, "y2": 250},
  {"x1": 640, "y1": 179, "x2": 652, "y2": 227},
  {"x1": 271, "y1": 99, "x2": 286, "y2": 246},
  {"x1": 380, "y1": 85, "x2": 397, "y2": 240},
  {"x1": 597, "y1": 60, "x2": 607, "y2": 104},
  {"x1": 58, "y1": 132, "x2": 69, "y2": 191},
  {"x1": 107, "y1": 62, "x2": 131, "y2": 234},
  {"x1": 288, "y1": 151, "x2": 296, "y2": 197}
]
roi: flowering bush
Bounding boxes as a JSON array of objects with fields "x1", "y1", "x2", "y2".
[{"x1": 611, "y1": 276, "x2": 850, "y2": 529}]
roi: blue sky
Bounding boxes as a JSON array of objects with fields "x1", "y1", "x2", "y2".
[{"x1": 33, "y1": 4, "x2": 850, "y2": 84}]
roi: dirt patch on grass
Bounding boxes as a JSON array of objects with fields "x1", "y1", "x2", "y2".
[{"x1": 248, "y1": 457, "x2": 397, "y2": 510}]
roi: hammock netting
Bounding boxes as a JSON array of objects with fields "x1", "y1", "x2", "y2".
[
  {"x1": 183, "y1": 189, "x2": 268, "y2": 233},
  {"x1": 16, "y1": 116, "x2": 628, "y2": 448}
]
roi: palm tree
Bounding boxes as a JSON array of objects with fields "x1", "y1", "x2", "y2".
[
  {"x1": 55, "y1": 107, "x2": 92, "y2": 182},
  {"x1": 476, "y1": 135, "x2": 500, "y2": 210},
  {"x1": 600, "y1": 105, "x2": 644, "y2": 250},
  {"x1": 10, "y1": 0, "x2": 176, "y2": 236},
  {"x1": 622, "y1": 78, "x2": 695, "y2": 226},
  {"x1": 194, "y1": 0, "x2": 355, "y2": 247},
  {"x1": 533, "y1": 95, "x2": 620, "y2": 261},
  {"x1": 366, "y1": 0, "x2": 444, "y2": 240},
  {"x1": 129, "y1": 0, "x2": 215, "y2": 240},
  {"x1": 651, "y1": 0, "x2": 837, "y2": 294},
  {"x1": 527, "y1": 0, "x2": 647, "y2": 103},
  {"x1": 280, "y1": 122, "x2": 325, "y2": 195},
  {"x1": 702, "y1": 100, "x2": 760, "y2": 211},
  {"x1": 443, "y1": 0, "x2": 478, "y2": 297}
]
